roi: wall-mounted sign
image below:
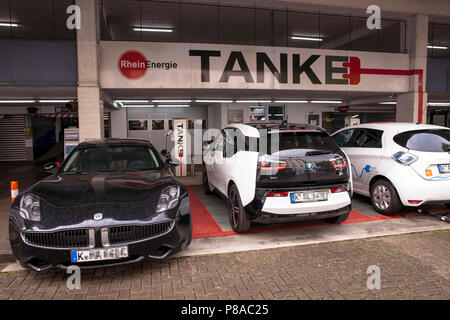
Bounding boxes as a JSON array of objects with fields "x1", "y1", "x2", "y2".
[
  {"x1": 64, "y1": 127, "x2": 79, "y2": 158},
  {"x1": 228, "y1": 109, "x2": 244, "y2": 123},
  {"x1": 100, "y1": 41, "x2": 410, "y2": 92},
  {"x1": 173, "y1": 118, "x2": 187, "y2": 177}
]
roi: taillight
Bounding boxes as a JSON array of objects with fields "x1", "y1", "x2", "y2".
[
  {"x1": 330, "y1": 156, "x2": 347, "y2": 168},
  {"x1": 260, "y1": 160, "x2": 287, "y2": 172},
  {"x1": 330, "y1": 187, "x2": 346, "y2": 193},
  {"x1": 392, "y1": 151, "x2": 418, "y2": 166},
  {"x1": 267, "y1": 192, "x2": 288, "y2": 197}
]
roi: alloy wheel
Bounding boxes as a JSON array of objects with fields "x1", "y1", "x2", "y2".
[{"x1": 373, "y1": 184, "x2": 391, "y2": 210}]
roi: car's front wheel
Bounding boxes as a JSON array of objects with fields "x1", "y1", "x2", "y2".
[
  {"x1": 202, "y1": 166, "x2": 213, "y2": 194},
  {"x1": 370, "y1": 179, "x2": 402, "y2": 215},
  {"x1": 228, "y1": 184, "x2": 251, "y2": 233}
]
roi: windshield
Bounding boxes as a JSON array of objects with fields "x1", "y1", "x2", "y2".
[
  {"x1": 393, "y1": 129, "x2": 450, "y2": 152},
  {"x1": 266, "y1": 131, "x2": 340, "y2": 155},
  {"x1": 62, "y1": 146, "x2": 162, "y2": 173}
]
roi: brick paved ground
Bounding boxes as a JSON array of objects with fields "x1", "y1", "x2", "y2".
[{"x1": 0, "y1": 230, "x2": 449, "y2": 300}]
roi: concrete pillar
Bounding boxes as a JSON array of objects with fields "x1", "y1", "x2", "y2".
[
  {"x1": 76, "y1": 0, "x2": 103, "y2": 141},
  {"x1": 396, "y1": 14, "x2": 428, "y2": 123},
  {"x1": 110, "y1": 107, "x2": 127, "y2": 138}
]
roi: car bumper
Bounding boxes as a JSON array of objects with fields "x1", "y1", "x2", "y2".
[
  {"x1": 254, "y1": 205, "x2": 352, "y2": 224},
  {"x1": 260, "y1": 189, "x2": 351, "y2": 215},
  {"x1": 388, "y1": 167, "x2": 450, "y2": 206},
  {"x1": 9, "y1": 210, "x2": 191, "y2": 272}
]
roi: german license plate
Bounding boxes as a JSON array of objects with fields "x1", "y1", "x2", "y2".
[
  {"x1": 290, "y1": 190, "x2": 328, "y2": 203},
  {"x1": 71, "y1": 246, "x2": 128, "y2": 263},
  {"x1": 438, "y1": 164, "x2": 450, "y2": 173}
]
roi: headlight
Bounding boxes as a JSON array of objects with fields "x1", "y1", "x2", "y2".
[
  {"x1": 156, "y1": 186, "x2": 180, "y2": 213},
  {"x1": 19, "y1": 193, "x2": 41, "y2": 221},
  {"x1": 392, "y1": 151, "x2": 418, "y2": 166}
]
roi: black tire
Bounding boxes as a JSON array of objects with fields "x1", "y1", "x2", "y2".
[
  {"x1": 202, "y1": 165, "x2": 213, "y2": 195},
  {"x1": 370, "y1": 179, "x2": 402, "y2": 215},
  {"x1": 326, "y1": 211, "x2": 350, "y2": 224},
  {"x1": 228, "y1": 184, "x2": 251, "y2": 233}
]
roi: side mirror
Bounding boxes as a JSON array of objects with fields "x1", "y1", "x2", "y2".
[
  {"x1": 161, "y1": 149, "x2": 170, "y2": 158},
  {"x1": 44, "y1": 162, "x2": 59, "y2": 174},
  {"x1": 166, "y1": 158, "x2": 179, "y2": 166}
]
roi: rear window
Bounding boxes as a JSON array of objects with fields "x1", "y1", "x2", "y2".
[
  {"x1": 265, "y1": 131, "x2": 340, "y2": 154},
  {"x1": 393, "y1": 129, "x2": 450, "y2": 152}
]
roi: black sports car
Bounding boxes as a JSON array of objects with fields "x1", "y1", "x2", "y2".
[{"x1": 9, "y1": 139, "x2": 192, "y2": 271}]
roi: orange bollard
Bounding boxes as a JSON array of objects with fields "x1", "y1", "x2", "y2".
[{"x1": 11, "y1": 181, "x2": 18, "y2": 203}]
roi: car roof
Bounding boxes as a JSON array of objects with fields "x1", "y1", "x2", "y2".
[
  {"x1": 226, "y1": 123, "x2": 324, "y2": 137},
  {"x1": 334, "y1": 122, "x2": 449, "y2": 133},
  {"x1": 77, "y1": 138, "x2": 153, "y2": 148}
]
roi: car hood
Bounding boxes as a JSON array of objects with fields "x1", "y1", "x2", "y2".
[{"x1": 30, "y1": 170, "x2": 177, "y2": 208}]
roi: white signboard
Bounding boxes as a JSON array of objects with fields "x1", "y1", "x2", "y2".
[
  {"x1": 64, "y1": 127, "x2": 79, "y2": 159},
  {"x1": 100, "y1": 41, "x2": 410, "y2": 92},
  {"x1": 173, "y1": 118, "x2": 187, "y2": 177}
]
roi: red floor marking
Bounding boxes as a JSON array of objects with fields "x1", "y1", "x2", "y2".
[
  {"x1": 188, "y1": 187, "x2": 437, "y2": 239},
  {"x1": 188, "y1": 186, "x2": 225, "y2": 238}
]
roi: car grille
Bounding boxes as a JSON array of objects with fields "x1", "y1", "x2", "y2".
[
  {"x1": 23, "y1": 229, "x2": 91, "y2": 248},
  {"x1": 108, "y1": 221, "x2": 173, "y2": 245}
]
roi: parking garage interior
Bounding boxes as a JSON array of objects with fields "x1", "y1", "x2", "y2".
[{"x1": 0, "y1": 0, "x2": 450, "y2": 276}]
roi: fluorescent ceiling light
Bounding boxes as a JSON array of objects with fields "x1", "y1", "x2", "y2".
[
  {"x1": 38, "y1": 99, "x2": 73, "y2": 103},
  {"x1": 133, "y1": 27, "x2": 173, "y2": 33},
  {"x1": 157, "y1": 104, "x2": 190, "y2": 108},
  {"x1": 235, "y1": 100, "x2": 272, "y2": 103},
  {"x1": 0, "y1": 100, "x2": 35, "y2": 103},
  {"x1": 115, "y1": 99, "x2": 150, "y2": 103},
  {"x1": 290, "y1": 36, "x2": 323, "y2": 41},
  {"x1": 273, "y1": 100, "x2": 308, "y2": 103},
  {"x1": 427, "y1": 45, "x2": 448, "y2": 50},
  {"x1": 310, "y1": 100, "x2": 342, "y2": 104},
  {"x1": 121, "y1": 105, "x2": 155, "y2": 108},
  {"x1": 0, "y1": 22, "x2": 18, "y2": 27},
  {"x1": 152, "y1": 99, "x2": 191, "y2": 103},
  {"x1": 195, "y1": 99, "x2": 234, "y2": 103},
  {"x1": 378, "y1": 101, "x2": 396, "y2": 105},
  {"x1": 428, "y1": 102, "x2": 450, "y2": 106}
]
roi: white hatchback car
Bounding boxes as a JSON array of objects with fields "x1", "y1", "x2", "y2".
[
  {"x1": 332, "y1": 123, "x2": 450, "y2": 214},
  {"x1": 202, "y1": 123, "x2": 352, "y2": 232}
]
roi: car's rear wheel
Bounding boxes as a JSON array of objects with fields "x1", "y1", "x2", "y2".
[
  {"x1": 370, "y1": 179, "x2": 402, "y2": 215},
  {"x1": 228, "y1": 184, "x2": 251, "y2": 233},
  {"x1": 202, "y1": 166, "x2": 213, "y2": 194},
  {"x1": 326, "y1": 211, "x2": 350, "y2": 224}
]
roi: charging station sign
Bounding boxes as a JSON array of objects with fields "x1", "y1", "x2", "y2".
[
  {"x1": 173, "y1": 119, "x2": 187, "y2": 177},
  {"x1": 100, "y1": 41, "x2": 410, "y2": 92}
]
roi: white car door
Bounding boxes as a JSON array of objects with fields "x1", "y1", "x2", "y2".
[
  {"x1": 203, "y1": 131, "x2": 224, "y2": 190},
  {"x1": 346, "y1": 128, "x2": 385, "y2": 195}
]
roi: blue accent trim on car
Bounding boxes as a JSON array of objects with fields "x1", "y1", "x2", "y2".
[
  {"x1": 427, "y1": 175, "x2": 450, "y2": 180},
  {"x1": 351, "y1": 164, "x2": 372, "y2": 179}
]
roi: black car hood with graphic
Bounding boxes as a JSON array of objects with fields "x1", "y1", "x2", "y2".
[{"x1": 21, "y1": 170, "x2": 185, "y2": 230}]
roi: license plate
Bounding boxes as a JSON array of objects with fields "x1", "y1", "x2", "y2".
[
  {"x1": 71, "y1": 246, "x2": 128, "y2": 263},
  {"x1": 438, "y1": 164, "x2": 450, "y2": 173},
  {"x1": 290, "y1": 190, "x2": 328, "y2": 203}
]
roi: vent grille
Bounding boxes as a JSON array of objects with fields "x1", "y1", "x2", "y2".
[
  {"x1": 23, "y1": 229, "x2": 90, "y2": 248},
  {"x1": 108, "y1": 222, "x2": 173, "y2": 245}
]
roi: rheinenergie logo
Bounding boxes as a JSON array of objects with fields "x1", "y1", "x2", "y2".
[{"x1": 118, "y1": 50, "x2": 177, "y2": 79}]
